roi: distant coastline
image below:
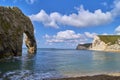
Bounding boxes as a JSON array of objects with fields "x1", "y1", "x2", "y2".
[{"x1": 76, "y1": 35, "x2": 120, "y2": 52}]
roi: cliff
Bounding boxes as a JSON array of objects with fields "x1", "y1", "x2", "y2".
[
  {"x1": 90, "y1": 35, "x2": 120, "y2": 52},
  {"x1": 0, "y1": 6, "x2": 37, "y2": 59},
  {"x1": 76, "y1": 43, "x2": 92, "y2": 50}
]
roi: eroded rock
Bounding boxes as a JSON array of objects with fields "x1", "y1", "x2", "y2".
[{"x1": 0, "y1": 6, "x2": 37, "y2": 59}]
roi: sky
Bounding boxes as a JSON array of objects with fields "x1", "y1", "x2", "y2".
[{"x1": 1, "y1": 0, "x2": 120, "y2": 49}]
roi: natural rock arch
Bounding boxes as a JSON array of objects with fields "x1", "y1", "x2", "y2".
[{"x1": 0, "y1": 6, "x2": 37, "y2": 59}]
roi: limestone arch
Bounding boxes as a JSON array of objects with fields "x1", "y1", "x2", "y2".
[{"x1": 0, "y1": 6, "x2": 37, "y2": 59}]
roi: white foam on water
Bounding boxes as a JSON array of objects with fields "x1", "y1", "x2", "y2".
[{"x1": 2, "y1": 70, "x2": 63, "y2": 80}]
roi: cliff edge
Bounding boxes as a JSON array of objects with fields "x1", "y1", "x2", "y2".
[
  {"x1": 76, "y1": 35, "x2": 120, "y2": 52},
  {"x1": 90, "y1": 35, "x2": 120, "y2": 52},
  {"x1": 0, "y1": 6, "x2": 37, "y2": 59}
]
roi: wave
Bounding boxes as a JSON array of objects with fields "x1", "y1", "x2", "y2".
[{"x1": 1, "y1": 70, "x2": 63, "y2": 80}]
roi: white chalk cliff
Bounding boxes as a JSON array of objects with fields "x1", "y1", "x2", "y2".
[{"x1": 90, "y1": 36, "x2": 120, "y2": 52}]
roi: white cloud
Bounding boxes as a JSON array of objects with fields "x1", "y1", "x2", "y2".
[
  {"x1": 43, "y1": 30, "x2": 98, "y2": 46},
  {"x1": 29, "y1": 0, "x2": 120, "y2": 28},
  {"x1": 30, "y1": 10, "x2": 59, "y2": 28},
  {"x1": 44, "y1": 30, "x2": 86, "y2": 44},
  {"x1": 29, "y1": 5, "x2": 112, "y2": 28},
  {"x1": 115, "y1": 25, "x2": 120, "y2": 35},
  {"x1": 44, "y1": 30, "x2": 112, "y2": 47},
  {"x1": 55, "y1": 30, "x2": 82, "y2": 39}
]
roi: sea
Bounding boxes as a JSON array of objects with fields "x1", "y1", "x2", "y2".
[{"x1": 1, "y1": 48, "x2": 120, "y2": 80}]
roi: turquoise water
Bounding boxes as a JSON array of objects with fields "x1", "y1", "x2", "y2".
[{"x1": 1, "y1": 49, "x2": 120, "y2": 79}]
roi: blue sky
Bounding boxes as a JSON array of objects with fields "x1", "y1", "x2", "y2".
[{"x1": 1, "y1": 0, "x2": 120, "y2": 49}]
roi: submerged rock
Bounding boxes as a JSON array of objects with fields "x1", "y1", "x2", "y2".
[{"x1": 0, "y1": 6, "x2": 37, "y2": 59}]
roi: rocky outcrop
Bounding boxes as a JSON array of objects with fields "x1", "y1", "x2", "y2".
[
  {"x1": 90, "y1": 35, "x2": 120, "y2": 52},
  {"x1": 0, "y1": 6, "x2": 37, "y2": 59},
  {"x1": 76, "y1": 43, "x2": 92, "y2": 50},
  {"x1": 90, "y1": 36, "x2": 107, "y2": 51}
]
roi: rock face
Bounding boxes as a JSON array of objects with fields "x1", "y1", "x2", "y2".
[
  {"x1": 0, "y1": 6, "x2": 37, "y2": 59},
  {"x1": 90, "y1": 36, "x2": 107, "y2": 51},
  {"x1": 90, "y1": 35, "x2": 120, "y2": 52},
  {"x1": 76, "y1": 43, "x2": 92, "y2": 50}
]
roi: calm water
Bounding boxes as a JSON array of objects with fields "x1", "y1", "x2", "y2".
[{"x1": 1, "y1": 49, "x2": 120, "y2": 79}]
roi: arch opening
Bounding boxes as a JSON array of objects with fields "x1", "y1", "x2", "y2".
[{"x1": 24, "y1": 31, "x2": 37, "y2": 54}]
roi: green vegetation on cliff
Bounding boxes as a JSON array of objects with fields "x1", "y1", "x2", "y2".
[{"x1": 98, "y1": 35, "x2": 120, "y2": 45}]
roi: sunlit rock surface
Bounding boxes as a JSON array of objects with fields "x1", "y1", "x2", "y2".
[{"x1": 90, "y1": 35, "x2": 120, "y2": 52}]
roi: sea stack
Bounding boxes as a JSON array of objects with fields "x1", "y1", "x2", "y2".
[{"x1": 0, "y1": 6, "x2": 37, "y2": 59}]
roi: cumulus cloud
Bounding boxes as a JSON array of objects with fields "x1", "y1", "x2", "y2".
[
  {"x1": 44, "y1": 30, "x2": 85, "y2": 43},
  {"x1": 115, "y1": 25, "x2": 120, "y2": 35},
  {"x1": 43, "y1": 30, "x2": 98, "y2": 46},
  {"x1": 29, "y1": 5, "x2": 112, "y2": 28},
  {"x1": 29, "y1": 0, "x2": 120, "y2": 28},
  {"x1": 30, "y1": 10, "x2": 59, "y2": 28},
  {"x1": 55, "y1": 30, "x2": 82, "y2": 40}
]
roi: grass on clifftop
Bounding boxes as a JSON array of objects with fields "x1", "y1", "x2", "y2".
[{"x1": 98, "y1": 35, "x2": 120, "y2": 45}]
